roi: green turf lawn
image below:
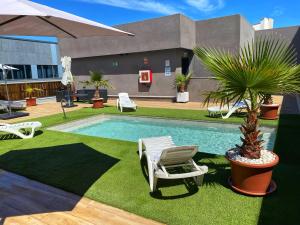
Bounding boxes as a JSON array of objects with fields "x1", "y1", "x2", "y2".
[{"x1": 0, "y1": 106, "x2": 298, "y2": 225}]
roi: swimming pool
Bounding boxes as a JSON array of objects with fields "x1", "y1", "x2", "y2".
[{"x1": 50, "y1": 115, "x2": 276, "y2": 155}]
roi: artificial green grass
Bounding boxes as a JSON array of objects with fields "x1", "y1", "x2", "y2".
[{"x1": 0, "y1": 106, "x2": 298, "y2": 225}]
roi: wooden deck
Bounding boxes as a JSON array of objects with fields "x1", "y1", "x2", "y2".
[{"x1": 0, "y1": 170, "x2": 164, "y2": 225}]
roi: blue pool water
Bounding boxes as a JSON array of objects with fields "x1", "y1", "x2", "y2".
[{"x1": 71, "y1": 116, "x2": 275, "y2": 155}]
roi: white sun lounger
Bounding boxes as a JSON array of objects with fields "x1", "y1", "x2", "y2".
[
  {"x1": 207, "y1": 100, "x2": 249, "y2": 119},
  {"x1": 117, "y1": 93, "x2": 137, "y2": 112},
  {"x1": 138, "y1": 136, "x2": 208, "y2": 192},
  {"x1": 0, "y1": 122, "x2": 42, "y2": 139}
]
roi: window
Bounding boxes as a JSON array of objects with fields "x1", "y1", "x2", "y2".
[
  {"x1": 0, "y1": 65, "x2": 32, "y2": 80},
  {"x1": 37, "y1": 65, "x2": 59, "y2": 79}
]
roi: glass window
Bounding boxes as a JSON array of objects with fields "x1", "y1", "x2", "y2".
[
  {"x1": 0, "y1": 65, "x2": 32, "y2": 80},
  {"x1": 53, "y1": 66, "x2": 59, "y2": 78},
  {"x1": 37, "y1": 65, "x2": 43, "y2": 78},
  {"x1": 12, "y1": 65, "x2": 26, "y2": 79},
  {"x1": 25, "y1": 65, "x2": 32, "y2": 79},
  {"x1": 36, "y1": 65, "x2": 59, "y2": 79}
]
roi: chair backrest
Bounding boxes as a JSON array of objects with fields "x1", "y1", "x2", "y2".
[
  {"x1": 143, "y1": 136, "x2": 175, "y2": 150},
  {"x1": 118, "y1": 93, "x2": 132, "y2": 104},
  {"x1": 159, "y1": 146, "x2": 198, "y2": 166}
]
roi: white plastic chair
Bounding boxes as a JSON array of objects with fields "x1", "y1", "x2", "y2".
[
  {"x1": 0, "y1": 122, "x2": 42, "y2": 139},
  {"x1": 117, "y1": 93, "x2": 137, "y2": 112},
  {"x1": 138, "y1": 136, "x2": 208, "y2": 192}
]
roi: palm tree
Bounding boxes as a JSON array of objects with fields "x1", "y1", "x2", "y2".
[
  {"x1": 175, "y1": 72, "x2": 192, "y2": 92},
  {"x1": 82, "y1": 71, "x2": 112, "y2": 99},
  {"x1": 194, "y1": 37, "x2": 300, "y2": 159}
]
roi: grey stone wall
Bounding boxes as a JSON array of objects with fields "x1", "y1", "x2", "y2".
[{"x1": 0, "y1": 37, "x2": 60, "y2": 65}]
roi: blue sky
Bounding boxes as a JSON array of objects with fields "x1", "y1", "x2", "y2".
[{"x1": 9, "y1": 0, "x2": 300, "y2": 42}]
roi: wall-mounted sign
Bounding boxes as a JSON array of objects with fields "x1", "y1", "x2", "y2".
[
  {"x1": 165, "y1": 66, "x2": 171, "y2": 76},
  {"x1": 139, "y1": 70, "x2": 152, "y2": 83},
  {"x1": 165, "y1": 60, "x2": 170, "y2": 67}
]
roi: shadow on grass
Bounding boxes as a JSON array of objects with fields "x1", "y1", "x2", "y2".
[
  {"x1": 258, "y1": 112, "x2": 300, "y2": 225},
  {"x1": 0, "y1": 143, "x2": 119, "y2": 224},
  {"x1": 0, "y1": 130, "x2": 44, "y2": 140},
  {"x1": 0, "y1": 143, "x2": 119, "y2": 195},
  {"x1": 140, "y1": 151, "x2": 231, "y2": 199}
]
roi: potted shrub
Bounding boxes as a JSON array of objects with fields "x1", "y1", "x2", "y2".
[
  {"x1": 175, "y1": 72, "x2": 192, "y2": 103},
  {"x1": 260, "y1": 94, "x2": 280, "y2": 120},
  {"x1": 194, "y1": 37, "x2": 300, "y2": 196},
  {"x1": 25, "y1": 85, "x2": 42, "y2": 107},
  {"x1": 82, "y1": 71, "x2": 112, "y2": 108}
]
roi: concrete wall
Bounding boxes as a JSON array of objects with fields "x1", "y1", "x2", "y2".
[
  {"x1": 0, "y1": 37, "x2": 60, "y2": 65},
  {"x1": 59, "y1": 14, "x2": 184, "y2": 59},
  {"x1": 191, "y1": 14, "x2": 242, "y2": 78},
  {"x1": 240, "y1": 15, "x2": 255, "y2": 48},
  {"x1": 72, "y1": 49, "x2": 186, "y2": 97},
  {"x1": 60, "y1": 14, "x2": 252, "y2": 102}
]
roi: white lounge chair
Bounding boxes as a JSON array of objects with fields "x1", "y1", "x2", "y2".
[
  {"x1": 207, "y1": 100, "x2": 249, "y2": 119},
  {"x1": 138, "y1": 136, "x2": 208, "y2": 192},
  {"x1": 0, "y1": 122, "x2": 42, "y2": 139},
  {"x1": 117, "y1": 93, "x2": 137, "y2": 112}
]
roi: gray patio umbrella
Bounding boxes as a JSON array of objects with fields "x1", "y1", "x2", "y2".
[{"x1": 0, "y1": 0, "x2": 134, "y2": 38}]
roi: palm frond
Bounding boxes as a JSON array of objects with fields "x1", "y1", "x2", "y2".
[{"x1": 194, "y1": 36, "x2": 300, "y2": 111}]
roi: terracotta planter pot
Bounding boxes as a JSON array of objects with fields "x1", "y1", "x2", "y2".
[
  {"x1": 260, "y1": 104, "x2": 280, "y2": 120},
  {"x1": 92, "y1": 98, "x2": 104, "y2": 108},
  {"x1": 226, "y1": 152, "x2": 279, "y2": 196},
  {"x1": 26, "y1": 97, "x2": 37, "y2": 107}
]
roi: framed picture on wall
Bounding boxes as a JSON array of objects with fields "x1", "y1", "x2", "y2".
[{"x1": 139, "y1": 70, "x2": 152, "y2": 83}]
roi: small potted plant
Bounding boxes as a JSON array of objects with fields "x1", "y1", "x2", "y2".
[
  {"x1": 82, "y1": 71, "x2": 112, "y2": 108},
  {"x1": 260, "y1": 94, "x2": 280, "y2": 120},
  {"x1": 194, "y1": 36, "x2": 300, "y2": 196},
  {"x1": 25, "y1": 85, "x2": 42, "y2": 107},
  {"x1": 175, "y1": 72, "x2": 192, "y2": 103}
]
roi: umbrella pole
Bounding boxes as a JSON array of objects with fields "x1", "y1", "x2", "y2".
[{"x1": 3, "y1": 68, "x2": 12, "y2": 115}]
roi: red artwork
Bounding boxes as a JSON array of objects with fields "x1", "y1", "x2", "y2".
[{"x1": 139, "y1": 70, "x2": 152, "y2": 83}]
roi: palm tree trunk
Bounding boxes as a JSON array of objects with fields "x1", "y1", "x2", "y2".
[
  {"x1": 94, "y1": 86, "x2": 100, "y2": 99},
  {"x1": 239, "y1": 111, "x2": 263, "y2": 159}
]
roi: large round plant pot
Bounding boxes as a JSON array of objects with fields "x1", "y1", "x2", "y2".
[
  {"x1": 226, "y1": 152, "x2": 279, "y2": 196},
  {"x1": 26, "y1": 97, "x2": 37, "y2": 107},
  {"x1": 92, "y1": 98, "x2": 104, "y2": 108},
  {"x1": 260, "y1": 104, "x2": 280, "y2": 120}
]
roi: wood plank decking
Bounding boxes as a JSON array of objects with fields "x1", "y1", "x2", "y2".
[{"x1": 0, "y1": 170, "x2": 163, "y2": 225}]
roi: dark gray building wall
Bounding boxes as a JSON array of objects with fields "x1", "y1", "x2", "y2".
[
  {"x1": 240, "y1": 15, "x2": 255, "y2": 48},
  {"x1": 256, "y1": 26, "x2": 300, "y2": 63},
  {"x1": 191, "y1": 14, "x2": 242, "y2": 78},
  {"x1": 179, "y1": 14, "x2": 196, "y2": 49},
  {"x1": 73, "y1": 49, "x2": 186, "y2": 97},
  {"x1": 59, "y1": 14, "x2": 184, "y2": 59},
  {"x1": 60, "y1": 14, "x2": 254, "y2": 102}
]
